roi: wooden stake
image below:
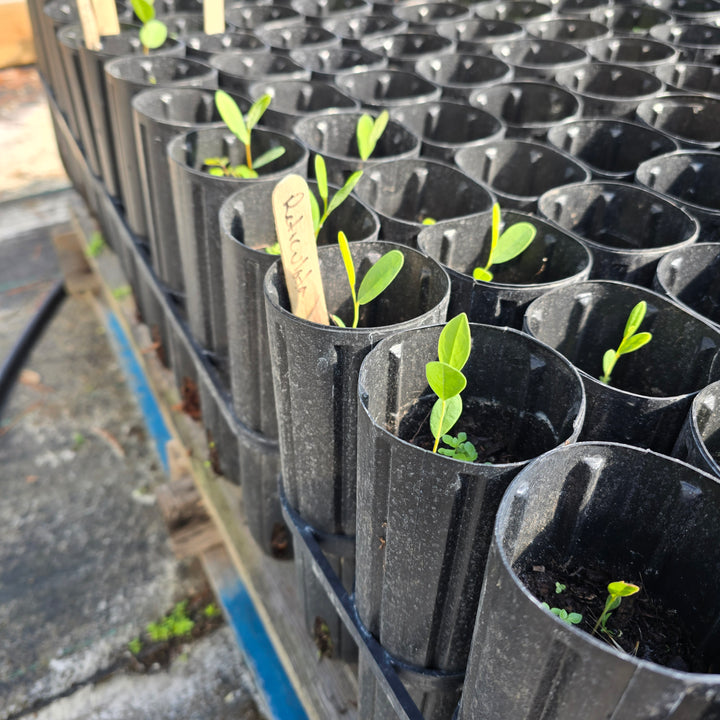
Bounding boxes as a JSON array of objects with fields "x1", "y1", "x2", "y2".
[
  {"x1": 272, "y1": 174, "x2": 329, "y2": 325},
  {"x1": 76, "y1": 0, "x2": 101, "y2": 50},
  {"x1": 91, "y1": 0, "x2": 120, "y2": 36},
  {"x1": 204, "y1": 0, "x2": 225, "y2": 35}
]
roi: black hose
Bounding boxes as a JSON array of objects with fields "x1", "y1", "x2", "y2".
[{"x1": 0, "y1": 280, "x2": 66, "y2": 423}]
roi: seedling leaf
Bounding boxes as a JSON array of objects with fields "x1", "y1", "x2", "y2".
[
  {"x1": 208, "y1": 167, "x2": 225, "y2": 176},
  {"x1": 430, "y1": 395, "x2": 462, "y2": 439},
  {"x1": 232, "y1": 165, "x2": 257, "y2": 178},
  {"x1": 337, "y1": 230, "x2": 355, "y2": 291},
  {"x1": 473, "y1": 266, "x2": 493, "y2": 282},
  {"x1": 368, "y1": 110, "x2": 388, "y2": 155},
  {"x1": 331, "y1": 314, "x2": 346, "y2": 327},
  {"x1": 309, "y1": 192, "x2": 320, "y2": 232},
  {"x1": 426, "y1": 361, "x2": 466, "y2": 400},
  {"x1": 253, "y1": 146, "x2": 285, "y2": 169},
  {"x1": 326, "y1": 170, "x2": 363, "y2": 218},
  {"x1": 602, "y1": 349, "x2": 616, "y2": 379},
  {"x1": 618, "y1": 331, "x2": 652, "y2": 356},
  {"x1": 131, "y1": 0, "x2": 154, "y2": 24},
  {"x1": 140, "y1": 19, "x2": 167, "y2": 49},
  {"x1": 624, "y1": 301, "x2": 647, "y2": 339},
  {"x1": 215, "y1": 90, "x2": 249, "y2": 145},
  {"x1": 357, "y1": 249, "x2": 404, "y2": 305},
  {"x1": 437, "y1": 312, "x2": 471, "y2": 370},
  {"x1": 422, "y1": 217, "x2": 436, "y2": 225},
  {"x1": 608, "y1": 581, "x2": 640, "y2": 597},
  {"x1": 315, "y1": 154, "x2": 328, "y2": 207},
  {"x1": 356, "y1": 114, "x2": 373, "y2": 161},
  {"x1": 491, "y1": 222, "x2": 537, "y2": 265},
  {"x1": 245, "y1": 93, "x2": 271, "y2": 132}
]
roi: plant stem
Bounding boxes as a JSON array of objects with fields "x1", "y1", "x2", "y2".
[
  {"x1": 352, "y1": 299, "x2": 359, "y2": 329},
  {"x1": 432, "y1": 401, "x2": 446, "y2": 453},
  {"x1": 245, "y1": 142, "x2": 253, "y2": 171}
]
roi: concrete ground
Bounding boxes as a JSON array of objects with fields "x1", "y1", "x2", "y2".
[{"x1": 0, "y1": 67, "x2": 266, "y2": 719}]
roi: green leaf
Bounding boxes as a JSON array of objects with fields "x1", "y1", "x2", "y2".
[
  {"x1": 608, "y1": 581, "x2": 640, "y2": 598},
  {"x1": 567, "y1": 613, "x2": 583, "y2": 624},
  {"x1": 618, "y1": 331, "x2": 652, "y2": 356},
  {"x1": 430, "y1": 395, "x2": 463, "y2": 439},
  {"x1": 231, "y1": 164, "x2": 257, "y2": 178},
  {"x1": 131, "y1": 0, "x2": 154, "y2": 24},
  {"x1": 441, "y1": 433, "x2": 460, "y2": 448},
  {"x1": 602, "y1": 349, "x2": 616, "y2": 379},
  {"x1": 426, "y1": 361, "x2": 467, "y2": 401},
  {"x1": 490, "y1": 202, "x2": 500, "y2": 258},
  {"x1": 356, "y1": 114, "x2": 373, "y2": 161},
  {"x1": 337, "y1": 230, "x2": 355, "y2": 291},
  {"x1": 330, "y1": 314, "x2": 346, "y2": 327},
  {"x1": 309, "y1": 192, "x2": 320, "y2": 234},
  {"x1": 203, "y1": 156, "x2": 228, "y2": 166},
  {"x1": 437, "y1": 313, "x2": 471, "y2": 370},
  {"x1": 492, "y1": 222, "x2": 536, "y2": 265},
  {"x1": 473, "y1": 266, "x2": 493, "y2": 282},
  {"x1": 139, "y1": 19, "x2": 167, "y2": 49},
  {"x1": 208, "y1": 167, "x2": 225, "y2": 176},
  {"x1": 245, "y1": 93, "x2": 271, "y2": 132},
  {"x1": 356, "y1": 249, "x2": 404, "y2": 305},
  {"x1": 624, "y1": 301, "x2": 647, "y2": 339},
  {"x1": 253, "y1": 145, "x2": 285, "y2": 169},
  {"x1": 555, "y1": 582, "x2": 566, "y2": 594},
  {"x1": 422, "y1": 217, "x2": 436, "y2": 225},
  {"x1": 215, "y1": 89, "x2": 249, "y2": 145},
  {"x1": 315, "y1": 155, "x2": 328, "y2": 206},
  {"x1": 456, "y1": 441, "x2": 478, "y2": 462},
  {"x1": 326, "y1": 170, "x2": 363, "y2": 219},
  {"x1": 368, "y1": 110, "x2": 389, "y2": 157},
  {"x1": 265, "y1": 242, "x2": 281, "y2": 255}
]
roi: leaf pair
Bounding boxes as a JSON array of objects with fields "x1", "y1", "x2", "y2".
[
  {"x1": 593, "y1": 581, "x2": 639, "y2": 636},
  {"x1": 131, "y1": 0, "x2": 167, "y2": 50},
  {"x1": 599, "y1": 301, "x2": 653, "y2": 385},
  {"x1": 356, "y1": 110, "x2": 389, "y2": 161},
  {"x1": 331, "y1": 232, "x2": 404, "y2": 328},
  {"x1": 310, "y1": 155, "x2": 363, "y2": 237},
  {"x1": 437, "y1": 432, "x2": 478, "y2": 461},
  {"x1": 426, "y1": 313, "x2": 472, "y2": 453},
  {"x1": 473, "y1": 204, "x2": 536, "y2": 282}
]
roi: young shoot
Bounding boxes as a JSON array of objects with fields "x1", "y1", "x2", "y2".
[
  {"x1": 600, "y1": 301, "x2": 652, "y2": 385},
  {"x1": 330, "y1": 231, "x2": 404, "y2": 328},
  {"x1": 131, "y1": 0, "x2": 167, "y2": 54},
  {"x1": 310, "y1": 154, "x2": 363, "y2": 238},
  {"x1": 426, "y1": 313, "x2": 476, "y2": 456},
  {"x1": 437, "y1": 432, "x2": 478, "y2": 462},
  {"x1": 473, "y1": 203, "x2": 536, "y2": 282},
  {"x1": 356, "y1": 110, "x2": 389, "y2": 161},
  {"x1": 592, "y1": 581, "x2": 640, "y2": 636},
  {"x1": 542, "y1": 603, "x2": 583, "y2": 626},
  {"x1": 208, "y1": 90, "x2": 285, "y2": 179}
]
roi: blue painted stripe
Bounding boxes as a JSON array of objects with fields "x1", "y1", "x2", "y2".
[
  {"x1": 104, "y1": 310, "x2": 171, "y2": 472},
  {"x1": 219, "y1": 579, "x2": 310, "y2": 720}
]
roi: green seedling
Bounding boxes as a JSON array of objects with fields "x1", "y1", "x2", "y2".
[
  {"x1": 72, "y1": 432, "x2": 85, "y2": 450},
  {"x1": 203, "y1": 603, "x2": 221, "y2": 618},
  {"x1": 437, "y1": 432, "x2": 478, "y2": 461},
  {"x1": 208, "y1": 90, "x2": 285, "y2": 179},
  {"x1": 130, "y1": 0, "x2": 167, "y2": 54},
  {"x1": 112, "y1": 285, "x2": 132, "y2": 300},
  {"x1": 426, "y1": 313, "x2": 475, "y2": 455},
  {"x1": 599, "y1": 301, "x2": 652, "y2": 385},
  {"x1": 542, "y1": 603, "x2": 582, "y2": 625},
  {"x1": 85, "y1": 231, "x2": 105, "y2": 258},
  {"x1": 593, "y1": 581, "x2": 640, "y2": 636},
  {"x1": 356, "y1": 110, "x2": 389, "y2": 161},
  {"x1": 146, "y1": 600, "x2": 195, "y2": 642},
  {"x1": 330, "y1": 231, "x2": 404, "y2": 328},
  {"x1": 128, "y1": 637, "x2": 142, "y2": 655},
  {"x1": 473, "y1": 203, "x2": 536, "y2": 282},
  {"x1": 422, "y1": 217, "x2": 437, "y2": 225},
  {"x1": 310, "y1": 155, "x2": 363, "y2": 238},
  {"x1": 555, "y1": 582, "x2": 566, "y2": 594}
]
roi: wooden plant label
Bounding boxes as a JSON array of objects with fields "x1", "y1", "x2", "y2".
[
  {"x1": 77, "y1": 0, "x2": 101, "y2": 50},
  {"x1": 272, "y1": 174, "x2": 329, "y2": 325},
  {"x1": 91, "y1": 0, "x2": 120, "y2": 37},
  {"x1": 204, "y1": 0, "x2": 225, "y2": 35}
]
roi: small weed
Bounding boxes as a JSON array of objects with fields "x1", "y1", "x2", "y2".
[
  {"x1": 112, "y1": 285, "x2": 132, "y2": 300},
  {"x1": 555, "y1": 582, "x2": 566, "y2": 594},
  {"x1": 203, "y1": 603, "x2": 221, "y2": 619},
  {"x1": 85, "y1": 232, "x2": 106, "y2": 258},
  {"x1": 542, "y1": 603, "x2": 582, "y2": 625},
  {"x1": 437, "y1": 432, "x2": 478, "y2": 461},
  {"x1": 600, "y1": 301, "x2": 652, "y2": 385},
  {"x1": 146, "y1": 600, "x2": 195, "y2": 642},
  {"x1": 128, "y1": 637, "x2": 142, "y2": 655}
]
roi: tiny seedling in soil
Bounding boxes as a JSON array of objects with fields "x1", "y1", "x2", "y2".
[
  {"x1": 555, "y1": 582, "x2": 566, "y2": 594},
  {"x1": 85, "y1": 231, "x2": 105, "y2": 258},
  {"x1": 356, "y1": 110, "x2": 389, "y2": 161},
  {"x1": 600, "y1": 301, "x2": 652, "y2": 385},
  {"x1": 130, "y1": 0, "x2": 167, "y2": 54},
  {"x1": 593, "y1": 580, "x2": 640, "y2": 637},
  {"x1": 146, "y1": 599, "x2": 195, "y2": 642},
  {"x1": 437, "y1": 432, "x2": 478, "y2": 461},
  {"x1": 207, "y1": 90, "x2": 286, "y2": 179},
  {"x1": 542, "y1": 603, "x2": 582, "y2": 625},
  {"x1": 426, "y1": 313, "x2": 478, "y2": 457},
  {"x1": 330, "y1": 231, "x2": 404, "y2": 328},
  {"x1": 473, "y1": 203, "x2": 536, "y2": 282}
]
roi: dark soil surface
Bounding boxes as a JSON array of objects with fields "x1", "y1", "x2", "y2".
[
  {"x1": 397, "y1": 396, "x2": 558, "y2": 464},
  {"x1": 519, "y1": 557, "x2": 711, "y2": 673}
]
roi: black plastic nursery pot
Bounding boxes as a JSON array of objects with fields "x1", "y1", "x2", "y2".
[
  {"x1": 131, "y1": 87, "x2": 221, "y2": 299},
  {"x1": 167, "y1": 126, "x2": 309, "y2": 368},
  {"x1": 417, "y1": 210, "x2": 592, "y2": 328},
  {"x1": 334, "y1": 68, "x2": 441, "y2": 109},
  {"x1": 674, "y1": 380, "x2": 720, "y2": 477},
  {"x1": 321, "y1": 13, "x2": 408, "y2": 46},
  {"x1": 475, "y1": 0, "x2": 554, "y2": 23},
  {"x1": 455, "y1": 138, "x2": 591, "y2": 213},
  {"x1": 492, "y1": 37, "x2": 589, "y2": 81},
  {"x1": 435, "y1": 17, "x2": 525, "y2": 55},
  {"x1": 469, "y1": 80, "x2": 582, "y2": 141},
  {"x1": 523, "y1": 280, "x2": 720, "y2": 453},
  {"x1": 538, "y1": 181, "x2": 699, "y2": 286},
  {"x1": 389, "y1": 101, "x2": 505, "y2": 163},
  {"x1": 289, "y1": 46, "x2": 387, "y2": 82},
  {"x1": 160, "y1": 11, "x2": 204, "y2": 37},
  {"x1": 104, "y1": 55, "x2": 218, "y2": 239},
  {"x1": 361, "y1": 32, "x2": 456, "y2": 71},
  {"x1": 655, "y1": 61, "x2": 720, "y2": 97},
  {"x1": 589, "y1": 3, "x2": 674, "y2": 35},
  {"x1": 546, "y1": 118, "x2": 679, "y2": 181},
  {"x1": 654, "y1": 242, "x2": 720, "y2": 332},
  {"x1": 659, "y1": 0, "x2": 720, "y2": 23},
  {"x1": 255, "y1": 23, "x2": 342, "y2": 54},
  {"x1": 355, "y1": 322, "x2": 586, "y2": 720},
  {"x1": 586, "y1": 34, "x2": 681, "y2": 71},
  {"x1": 554, "y1": 62, "x2": 664, "y2": 119},
  {"x1": 224, "y1": 3, "x2": 304, "y2": 32},
  {"x1": 352, "y1": 157, "x2": 495, "y2": 246},
  {"x1": 264, "y1": 241, "x2": 451, "y2": 658},
  {"x1": 524, "y1": 17, "x2": 612, "y2": 46},
  {"x1": 636, "y1": 150, "x2": 720, "y2": 243},
  {"x1": 292, "y1": 0, "x2": 373, "y2": 24},
  {"x1": 211, "y1": 51, "x2": 311, "y2": 95},
  {"x1": 246, "y1": 79, "x2": 359, "y2": 134},
  {"x1": 293, "y1": 110, "x2": 420, "y2": 186},
  {"x1": 219, "y1": 178, "x2": 380, "y2": 437},
  {"x1": 390, "y1": 1, "x2": 472, "y2": 31},
  {"x1": 78, "y1": 32, "x2": 184, "y2": 199},
  {"x1": 553, "y1": 0, "x2": 607, "y2": 18},
  {"x1": 650, "y1": 22, "x2": 720, "y2": 63},
  {"x1": 460, "y1": 441, "x2": 720, "y2": 720},
  {"x1": 413, "y1": 53, "x2": 514, "y2": 102},
  {"x1": 183, "y1": 31, "x2": 269, "y2": 61},
  {"x1": 635, "y1": 94, "x2": 720, "y2": 150}
]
